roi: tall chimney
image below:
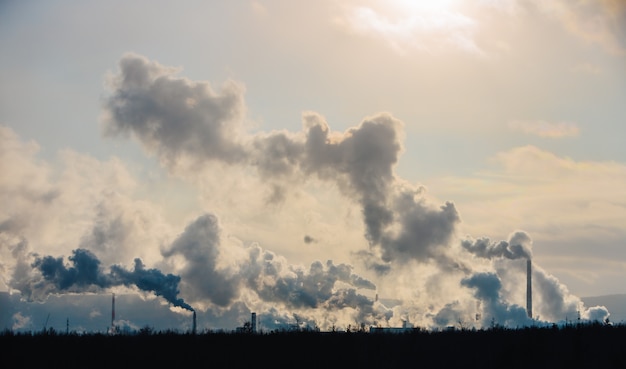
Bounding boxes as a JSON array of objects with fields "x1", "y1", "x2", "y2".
[
  {"x1": 526, "y1": 259, "x2": 532, "y2": 319},
  {"x1": 192, "y1": 311, "x2": 197, "y2": 335},
  {"x1": 111, "y1": 293, "x2": 115, "y2": 329},
  {"x1": 251, "y1": 312, "x2": 257, "y2": 334}
]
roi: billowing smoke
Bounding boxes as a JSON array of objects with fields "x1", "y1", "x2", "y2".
[
  {"x1": 102, "y1": 54, "x2": 248, "y2": 167},
  {"x1": 3, "y1": 52, "x2": 611, "y2": 332},
  {"x1": 101, "y1": 54, "x2": 458, "y2": 268},
  {"x1": 161, "y1": 213, "x2": 389, "y2": 327},
  {"x1": 462, "y1": 230, "x2": 533, "y2": 260},
  {"x1": 161, "y1": 214, "x2": 238, "y2": 307},
  {"x1": 461, "y1": 272, "x2": 531, "y2": 327},
  {"x1": 23, "y1": 248, "x2": 193, "y2": 311},
  {"x1": 98, "y1": 54, "x2": 612, "y2": 330},
  {"x1": 461, "y1": 231, "x2": 609, "y2": 325}
]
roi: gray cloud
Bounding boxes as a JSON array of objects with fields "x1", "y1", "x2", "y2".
[
  {"x1": 301, "y1": 112, "x2": 401, "y2": 245},
  {"x1": 380, "y1": 193, "x2": 460, "y2": 263},
  {"x1": 102, "y1": 53, "x2": 248, "y2": 168}
]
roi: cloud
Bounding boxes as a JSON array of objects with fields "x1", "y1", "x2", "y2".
[
  {"x1": 429, "y1": 145, "x2": 626, "y2": 242},
  {"x1": 100, "y1": 54, "x2": 616, "y2": 330},
  {"x1": 0, "y1": 124, "x2": 176, "y2": 298},
  {"x1": 102, "y1": 53, "x2": 249, "y2": 169},
  {"x1": 508, "y1": 120, "x2": 580, "y2": 138},
  {"x1": 3, "y1": 43, "x2": 618, "y2": 332},
  {"x1": 537, "y1": 0, "x2": 626, "y2": 54},
  {"x1": 102, "y1": 55, "x2": 460, "y2": 269}
]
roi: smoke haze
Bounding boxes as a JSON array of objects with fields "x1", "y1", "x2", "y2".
[{"x1": 0, "y1": 52, "x2": 612, "y2": 332}]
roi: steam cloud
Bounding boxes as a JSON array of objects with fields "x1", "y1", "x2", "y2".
[
  {"x1": 462, "y1": 231, "x2": 533, "y2": 260},
  {"x1": 0, "y1": 52, "x2": 610, "y2": 332},
  {"x1": 161, "y1": 213, "x2": 387, "y2": 326},
  {"x1": 99, "y1": 53, "x2": 609, "y2": 329},
  {"x1": 102, "y1": 53, "x2": 460, "y2": 269}
]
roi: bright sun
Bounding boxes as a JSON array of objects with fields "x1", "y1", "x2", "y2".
[
  {"x1": 346, "y1": 0, "x2": 477, "y2": 53},
  {"x1": 390, "y1": 0, "x2": 459, "y2": 14}
]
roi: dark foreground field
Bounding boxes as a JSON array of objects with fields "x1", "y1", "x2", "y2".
[{"x1": 4, "y1": 323, "x2": 626, "y2": 368}]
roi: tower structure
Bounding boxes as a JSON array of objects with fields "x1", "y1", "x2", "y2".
[
  {"x1": 526, "y1": 259, "x2": 532, "y2": 319},
  {"x1": 251, "y1": 312, "x2": 257, "y2": 333},
  {"x1": 192, "y1": 310, "x2": 197, "y2": 335},
  {"x1": 111, "y1": 293, "x2": 116, "y2": 334}
]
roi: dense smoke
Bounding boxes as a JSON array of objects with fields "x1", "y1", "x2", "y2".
[
  {"x1": 461, "y1": 272, "x2": 531, "y2": 327},
  {"x1": 100, "y1": 54, "x2": 610, "y2": 329},
  {"x1": 462, "y1": 231, "x2": 533, "y2": 260},
  {"x1": 161, "y1": 213, "x2": 388, "y2": 327},
  {"x1": 20, "y1": 248, "x2": 193, "y2": 311},
  {"x1": 461, "y1": 231, "x2": 609, "y2": 325},
  {"x1": 102, "y1": 53, "x2": 461, "y2": 268}
]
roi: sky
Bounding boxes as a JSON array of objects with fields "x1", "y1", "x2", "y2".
[{"x1": 0, "y1": 0, "x2": 625, "y2": 333}]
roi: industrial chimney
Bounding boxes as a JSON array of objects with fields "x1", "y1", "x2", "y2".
[
  {"x1": 251, "y1": 312, "x2": 257, "y2": 334},
  {"x1": 526, "y1": 259, "x2": 532, "y2": 319},
  {"x1": 110, "y1": 292, "x2": 116, "y2": 334},
  {"x1": 192, "y1": 311, "x2": 197, "y2": 335}
]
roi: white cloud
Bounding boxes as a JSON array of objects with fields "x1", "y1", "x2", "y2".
[
  {"x1": 536, "y1": 0, "x2": 626, "y2": 55},
  {"x1": 426, "y1": 145, "x2": 626, "y2": 273},
  {"x1": 508, "y1": 120, "x2": 580, "y2": 138}
]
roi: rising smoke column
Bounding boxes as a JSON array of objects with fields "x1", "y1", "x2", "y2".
[
  {"x1": 102, "y1": 53, "x2": 461, "y2": 269},
  {"x1": 21, "y1": 248, "x2": 193, "y2": 311},
  {"x1": 161, "y1": 214, "x2": 239, "y2": 308},
  {"x1": 461, "y1": 231, "x2": 609, "y2": 325},
  {"x1": 161, "y1": 213, "x2": 390, "y2": 328},
  {"x1": 461, "y1": 272, "x2": 530, "y2": 327}
]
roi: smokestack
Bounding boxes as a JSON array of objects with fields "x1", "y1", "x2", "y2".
[
  {"x1": 526, "y1": 259, "x2": 532, "y2": 319},
  {"x1": 251, "y1": 312, "x2": 257, "y2": 334},
  {"x1": 192, "y1": 310, "x2": 196, "y2": 335},
  {"x1": 111, "y1": 293, "x2": 115, "y2": 329}
]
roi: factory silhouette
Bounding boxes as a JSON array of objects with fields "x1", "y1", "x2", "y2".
[{"x1": 5, "y1": 258, "x2": 626, "y2": 369}]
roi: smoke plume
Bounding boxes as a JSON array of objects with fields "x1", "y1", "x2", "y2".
[
  {"x1": 101, "y1": 54, "x2": 459, "y2": 270},
  {"x1": 161, "y1": 213, "x2": 387, "y2": 327},
  {"x1": 99, "y1": 54, "x2": 613, "y2": 330},
  {"x1": 24, "y1": 248, "x2": 193, "y2": 311},
  {"x1": 462, "y1": 230, "x2": 533, "y2": 260},
  {"x1": 3, "y1": 52, "x2": 613, "y2": 332}
]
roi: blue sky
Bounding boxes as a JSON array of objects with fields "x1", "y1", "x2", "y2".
[{"x1": 0, "y1": 0, "x2": 625, "y2": 333}]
